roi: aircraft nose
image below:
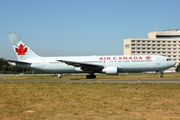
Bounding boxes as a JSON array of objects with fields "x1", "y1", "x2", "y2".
[{"x1": 172, "y1": 61, "x2": 176, "y2": 67}]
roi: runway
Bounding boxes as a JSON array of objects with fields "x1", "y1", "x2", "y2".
[{"x1": 0, "y1": 79, "x2": 180, "y2": 83}]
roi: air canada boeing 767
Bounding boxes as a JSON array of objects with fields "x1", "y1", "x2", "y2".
[{"x1": 7, "y1": 32, "x2": 175, "y2": 78}]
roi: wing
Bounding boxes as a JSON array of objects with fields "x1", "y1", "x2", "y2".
[{"x1": 57, "y1": 60, "x2": 104, "y2": 72}]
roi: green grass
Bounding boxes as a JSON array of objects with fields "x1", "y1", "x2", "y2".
[{"x1": 0, "y1": 83, "x2": 180, "y2": 120}]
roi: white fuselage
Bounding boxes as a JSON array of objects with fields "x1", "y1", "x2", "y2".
[{"x1": 16, "y1": 55, "x2": 175, "y2": 73}]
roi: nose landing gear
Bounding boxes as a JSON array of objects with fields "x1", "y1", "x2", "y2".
[{"x1": 160, "y1": 71, "x2": 164, "y2": 78}]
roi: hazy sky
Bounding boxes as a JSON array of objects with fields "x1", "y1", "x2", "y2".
[{"x1": 1, "y1": 0, "x2": 180, "y2": 60}]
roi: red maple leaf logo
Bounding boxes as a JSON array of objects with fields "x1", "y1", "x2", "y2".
[
  {"x1": 145, "y1": 56, "x2": 151, "y2": 60},
  {"x1": 15, "y1": 44, "x2": 28, "y2": 55}
]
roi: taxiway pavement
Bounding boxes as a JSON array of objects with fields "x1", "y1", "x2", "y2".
[{"x1": 0, "y1": 79, "x2": 180, "y2": 84}]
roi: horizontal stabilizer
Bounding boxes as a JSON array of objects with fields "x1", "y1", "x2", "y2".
[{"x1": 7, "y1": 60, "x2": 32, "y2": 65}]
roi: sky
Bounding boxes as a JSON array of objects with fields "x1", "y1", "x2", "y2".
[{"x1": 1, "y1": 0, "x2": 180, "y2": 60}]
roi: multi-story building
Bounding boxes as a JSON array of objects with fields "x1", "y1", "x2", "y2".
[{"x1": 124, "y1": 29, "x2": 180, "y2": 72}]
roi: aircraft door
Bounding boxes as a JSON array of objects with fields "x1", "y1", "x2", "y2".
[
  {"x1": 156, "y1": 58, "x2": 161, "y2": 65},
  {"x1": 41, "y1": 60, "x2": 46, "y2": 67}
]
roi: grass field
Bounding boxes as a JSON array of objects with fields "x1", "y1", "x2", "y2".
[
  {"x1": 0, "y1": 83, "x2": 180, "y2": 119},
  {"x1": 0, "y1": 73, "x2": 180, "y2": 120}
]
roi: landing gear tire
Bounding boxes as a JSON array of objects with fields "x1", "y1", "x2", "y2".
[
  {"x1": 160, "y1": 73, "x2": 164, "y2": 78},
  {"x1": 86, "y1": 75, "x2": 96, "y2": 79},
  {"x1": 58, "y1": 74, "x2": 62, "y2": 78}
]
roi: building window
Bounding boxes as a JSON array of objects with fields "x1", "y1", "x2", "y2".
[
  {"x1": 137, "y1": 44, "x2": 140, "y2": 46},
  {"x1": 125, "y1": 44, "x2": 130, "y2": 48}
]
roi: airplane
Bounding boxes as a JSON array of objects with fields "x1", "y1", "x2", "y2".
[{"x1": 7, "y1": 32, "x2": 176, "y2": 78}]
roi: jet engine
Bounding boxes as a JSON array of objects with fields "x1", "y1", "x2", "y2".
[{"x1": 102, "y1": 66, "x2": 118, "y2": 75}]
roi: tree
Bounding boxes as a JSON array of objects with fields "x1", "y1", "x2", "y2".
[
  {"x1": 0, "y1": 58, "x2": 9, "y2": 73},
  {"x1": 0, "y1": 58, "x2": 22, "y2": 74}
]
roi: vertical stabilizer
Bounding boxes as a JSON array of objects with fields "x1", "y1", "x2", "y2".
[{"x1": 8, "y1": 32, "x2": 41, "y2": 60}]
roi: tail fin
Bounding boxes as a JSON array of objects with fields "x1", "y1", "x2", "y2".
[{"x1": 8, "y1": 32, "x2": 41, "y2": 60}]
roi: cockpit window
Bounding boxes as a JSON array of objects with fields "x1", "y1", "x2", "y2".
[{"x1": 166, "y1": 59, "x2": 172, "y2": 61}]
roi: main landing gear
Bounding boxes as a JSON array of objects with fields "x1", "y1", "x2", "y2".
[
  {"x1": 86, "y1": 73, "x2": 96, "y2": 79},
  {"x1": 160, "y1": 72, "x2": 164, "y2": 78}
]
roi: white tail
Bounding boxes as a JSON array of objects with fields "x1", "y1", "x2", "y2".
[{"x1": 8, "y1": 32, "x2": 41, "y2": 60}]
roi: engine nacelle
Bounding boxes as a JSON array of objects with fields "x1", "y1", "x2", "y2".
[{"x1": 102, "y1": 66, "x2": 118, "y2": 75}]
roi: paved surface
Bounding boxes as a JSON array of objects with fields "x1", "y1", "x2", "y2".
[{"x1": 0, "y1": 79, "x2": 180, "y2": 83}]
